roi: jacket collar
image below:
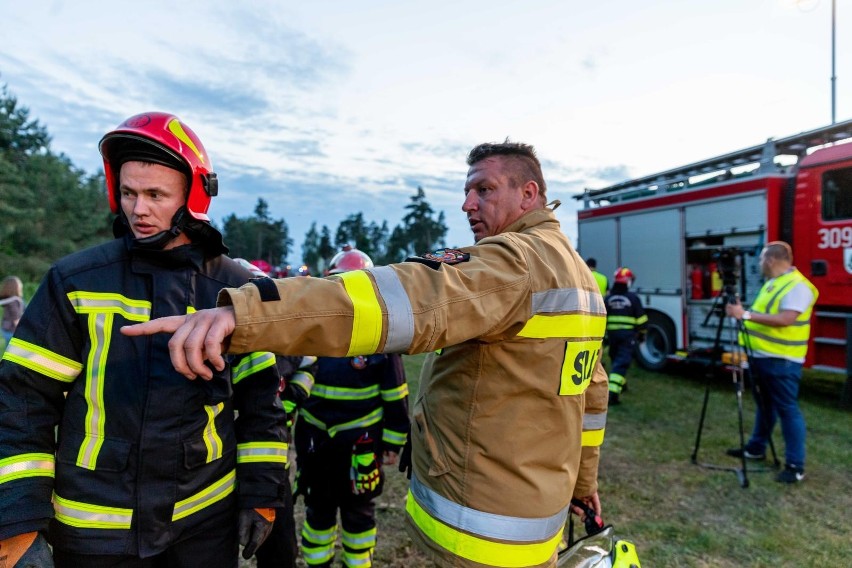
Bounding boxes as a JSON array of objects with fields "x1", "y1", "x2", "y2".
[{"x1": 501, "y1": 206, "x2": 560, "y2": 236}]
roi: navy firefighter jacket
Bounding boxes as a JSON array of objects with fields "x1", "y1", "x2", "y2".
[
  {"x1": 0, "y1": 237, "x2": 288, "y2": 557},
  {"x1": 296, "y1": 354, "x2": 410, "y2": 455}
]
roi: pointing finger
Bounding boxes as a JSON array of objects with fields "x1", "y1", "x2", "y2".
[{"x1": 121, "y1": 315, "x2": 188, "y2": 337}]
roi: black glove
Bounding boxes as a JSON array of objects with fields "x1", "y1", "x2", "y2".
[
  {"x1": 238, "y1": 508, "x2": 276, "y2": 559},
  {"x1": 397, "y1": 437, "x2": 412, "y2": 480}
]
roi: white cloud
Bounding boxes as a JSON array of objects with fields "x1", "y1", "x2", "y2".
[{"x1": 2, "y1": 0, "x2": 849, "y2": 259}]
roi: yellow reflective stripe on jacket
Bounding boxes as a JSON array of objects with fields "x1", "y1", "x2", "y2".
[
  {"x1": 381, "y1": 383, "x2": 409, "y2": 402},
  {"x1": 581, "y1": 412, "x2": 607, "y2": 447},
  {"x1": 66, "y1": 291, "x2": 152, "y2": 322},
  {"x1": 407, "y1": 475, "x2": 565, "y2": 567},
  {"x1": 172, "y1": 469, "x2": 236, "y2": 521},
  {"x1": 2, "y1": 338, "x2": 82, "y2": 383},
  {"x1": 368, "y1": 266, "x2": 415, "y2": 353},
  {"x1": 311, "y1": 383, "x2": 380, "y2": 400},
  {"x1": 66, "y1": 292, "x2": 152, "y2": 470},
  {"x1": 203, "y1": 403, "x2": 225, "y2": 462},
  {"x1": 337, "y1": 271, "x2": 382, "y2": 356},
  {"x1": 76, "y1": 311, "x2": 111, "y2": 470},
  {"x1": 0, "y1": 453, "x2": 55, "y2": 484},
  {"x1": 517, "y1": 313, "x2": 606, "y2": 339},
  {"x1": 300, "y1": 406, "x2": 384, "y2": 438},
  {"x1": 232, "y1": 352, "x2": 276, "y2": 385},
  {"x1": 237, "y1": 442, "x2": 289, "y2": 464},
  {"x1": 54, "y1": 493, "x2": 133, "y2": 529}
]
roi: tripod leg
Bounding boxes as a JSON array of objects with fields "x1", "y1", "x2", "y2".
[
  {"x1": 692, "y1": 382, "x2": 712, "y2": 464},
  {"x1": 735, "y1": 371, "x2": 750, "y2": 488}
]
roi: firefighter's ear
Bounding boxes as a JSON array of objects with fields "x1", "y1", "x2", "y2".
[{"x1": 520, "y1": 180, "x2": 539, "y2": 209}]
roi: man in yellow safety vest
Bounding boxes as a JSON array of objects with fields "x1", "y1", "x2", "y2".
[{"x1": 725, "y1": 241, "x2": 817, "y2": 484}]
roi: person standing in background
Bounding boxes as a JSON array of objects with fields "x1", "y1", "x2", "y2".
[
  {"x1": 290, "y1": 247, "x2": 409, "y2": 568},
  {"x1": 725, "y1": 241, "x2": 817, "y2": 484},
  {"x1": 1, "y1": 276, "x2": 24, "y2": 350},
  {"x1": 605, "y1": 267, "x2": 647, "y2": 405},
  {"x1": 586, "y1": 258, "x2": 608, "y2": 295}
]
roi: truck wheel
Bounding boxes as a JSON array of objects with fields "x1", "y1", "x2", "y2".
[{"x1": 636, "y1": 312, "x2": 675, "y2": 371}]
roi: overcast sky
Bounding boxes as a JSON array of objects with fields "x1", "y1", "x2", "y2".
[{"x1": 2, "y1": 0, "x2": 848, "y2": 262}]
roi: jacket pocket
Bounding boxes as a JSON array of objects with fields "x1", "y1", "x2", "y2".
[
  {"x1": 413, "y1": 407, "x2": 450, "y2": 477},
  {"x1": 56, "y1": 430, "x2": 131, "y2": 472}
]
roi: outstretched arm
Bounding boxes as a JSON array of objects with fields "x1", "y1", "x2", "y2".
[{"x1": 121, "y1": 306, "x2": 236, "y2": 380}]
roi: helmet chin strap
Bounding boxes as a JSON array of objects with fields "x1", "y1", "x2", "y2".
[{"x1": 123, "y1": 207, "x2": 191, "y2": 251}]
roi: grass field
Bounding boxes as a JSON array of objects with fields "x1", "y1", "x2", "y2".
[{"x1": 262, "y1": 353, "x2": 851, "y2": 568}]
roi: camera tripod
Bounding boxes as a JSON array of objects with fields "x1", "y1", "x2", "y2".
[{"x1": 690, "y1": 289, "x2": 779, "y2": 488}]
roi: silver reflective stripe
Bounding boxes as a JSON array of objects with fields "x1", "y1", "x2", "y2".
[
  {"x1": 237, "y1": 442, "x2": 288, "y2": 463},
  {"x1": 67, "y1": 292, "x2": 152, "y2": 321},
  {"x1": 368, "y1": 266, "x2": 414, "y2": 353},
  {"x1": 0, "y1": 454, "x2": 54, "y2": 484},
  {"x1": 583, "y1": 412, "x2": 607, "y2": 430},
  {"x1": 311, "y1": 383, "x2": 379, "y2": 400},
  {"x1": 531, "y1": 287, "x2": 606, "y2": 317},
  {"x1": 409, "y1": 474, "x2": 567, "y2": 542},
  {"x1": 54, "y1": 494, "x2": 133, "y2": 529},
  {"x1": 78, "y1": 312, "x2": 110, "y2": 469},
  {"x1": 342, "y1": 528, "x2": 377, "y2": 547},
  {"x1": 2, "y1": 339, "x2": 82, "y2": 382},
  {"x1": 291, "y1": 371, "x2": 315, "y2": 394}
]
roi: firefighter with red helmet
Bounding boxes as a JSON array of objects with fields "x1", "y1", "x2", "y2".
[
  {"x1": 605, "y1": 268, "x2": 647, "y2": 405},
  {"x1": 286, "y1": 248, "x2": 409, "y2": 568},
  {"x1": 0, "y1": 112, "x2": 289, "y2": 567}
]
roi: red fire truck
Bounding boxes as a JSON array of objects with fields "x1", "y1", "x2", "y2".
[{"x1": 575, "y1": 119, "x2": 852, "y2": 372}]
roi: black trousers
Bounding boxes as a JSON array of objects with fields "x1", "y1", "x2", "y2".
[{"x1": 52, "y1": 518, "x2": 238, "y2": 568}]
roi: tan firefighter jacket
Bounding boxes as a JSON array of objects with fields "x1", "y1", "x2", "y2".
[{"x1": 220, "y1": 206, "x2": 609, "y2": 568}]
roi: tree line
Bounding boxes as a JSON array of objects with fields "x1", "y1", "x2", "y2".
[{"x1": 0, "y1": 81, "x2": 448, "y2": 282}]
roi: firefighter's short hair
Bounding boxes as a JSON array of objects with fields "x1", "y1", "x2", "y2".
[{"x1": 467, "y1": 140, "x2": 547, "y2": 201}]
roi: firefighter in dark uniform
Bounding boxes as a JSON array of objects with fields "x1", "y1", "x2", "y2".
[
  {"x1": 254, "y1": 354, "x2": 316, "y2": 568},
  {"x1": 0, "y1": 112, "x2": 288, "y2": 567},
  {"x1": 605, "y1": 267, "x2": 647, "y2": 405},
  {"x1": 293, "y1": 248, "x2": 410, "y2": 568}
]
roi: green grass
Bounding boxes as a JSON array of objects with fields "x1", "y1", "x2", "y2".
[{"x1": 240, "y1": 353, "x2": 852, "y2": 567}]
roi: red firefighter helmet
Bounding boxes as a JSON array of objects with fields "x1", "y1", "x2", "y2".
[
  {"x1": 99, "y1": 112, "x2": 218, "y2": 221},
  {"x1": 613, "y1": 267, "x2": 635, "y2": 285},
  {"x1": 328, "y1": 248, "x2": 374, "y2": 274}
]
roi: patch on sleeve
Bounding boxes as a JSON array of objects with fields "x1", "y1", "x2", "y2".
[
  {"x1": 250, "y1": 277, "x2": 281, "y2": 302},
  {"x1": 406, "y1": 249, "x2": 471, "y2": 270}
]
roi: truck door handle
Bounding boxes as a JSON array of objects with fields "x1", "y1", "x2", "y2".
[{"x1": 811, "y1": 260, "x2": 828, "y2": 276}]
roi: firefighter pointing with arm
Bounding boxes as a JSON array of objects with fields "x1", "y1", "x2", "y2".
[
  {"x1": 0, "y1": 113, "x2": 290, "y2": 567},
  {"x1": 125, "y1": 141, "x2": 609, "y2": 568}
]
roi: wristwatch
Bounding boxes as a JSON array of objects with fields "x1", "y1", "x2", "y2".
[{"x1": 742, "y1": 311, "x2": 752, "y2": 321}]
